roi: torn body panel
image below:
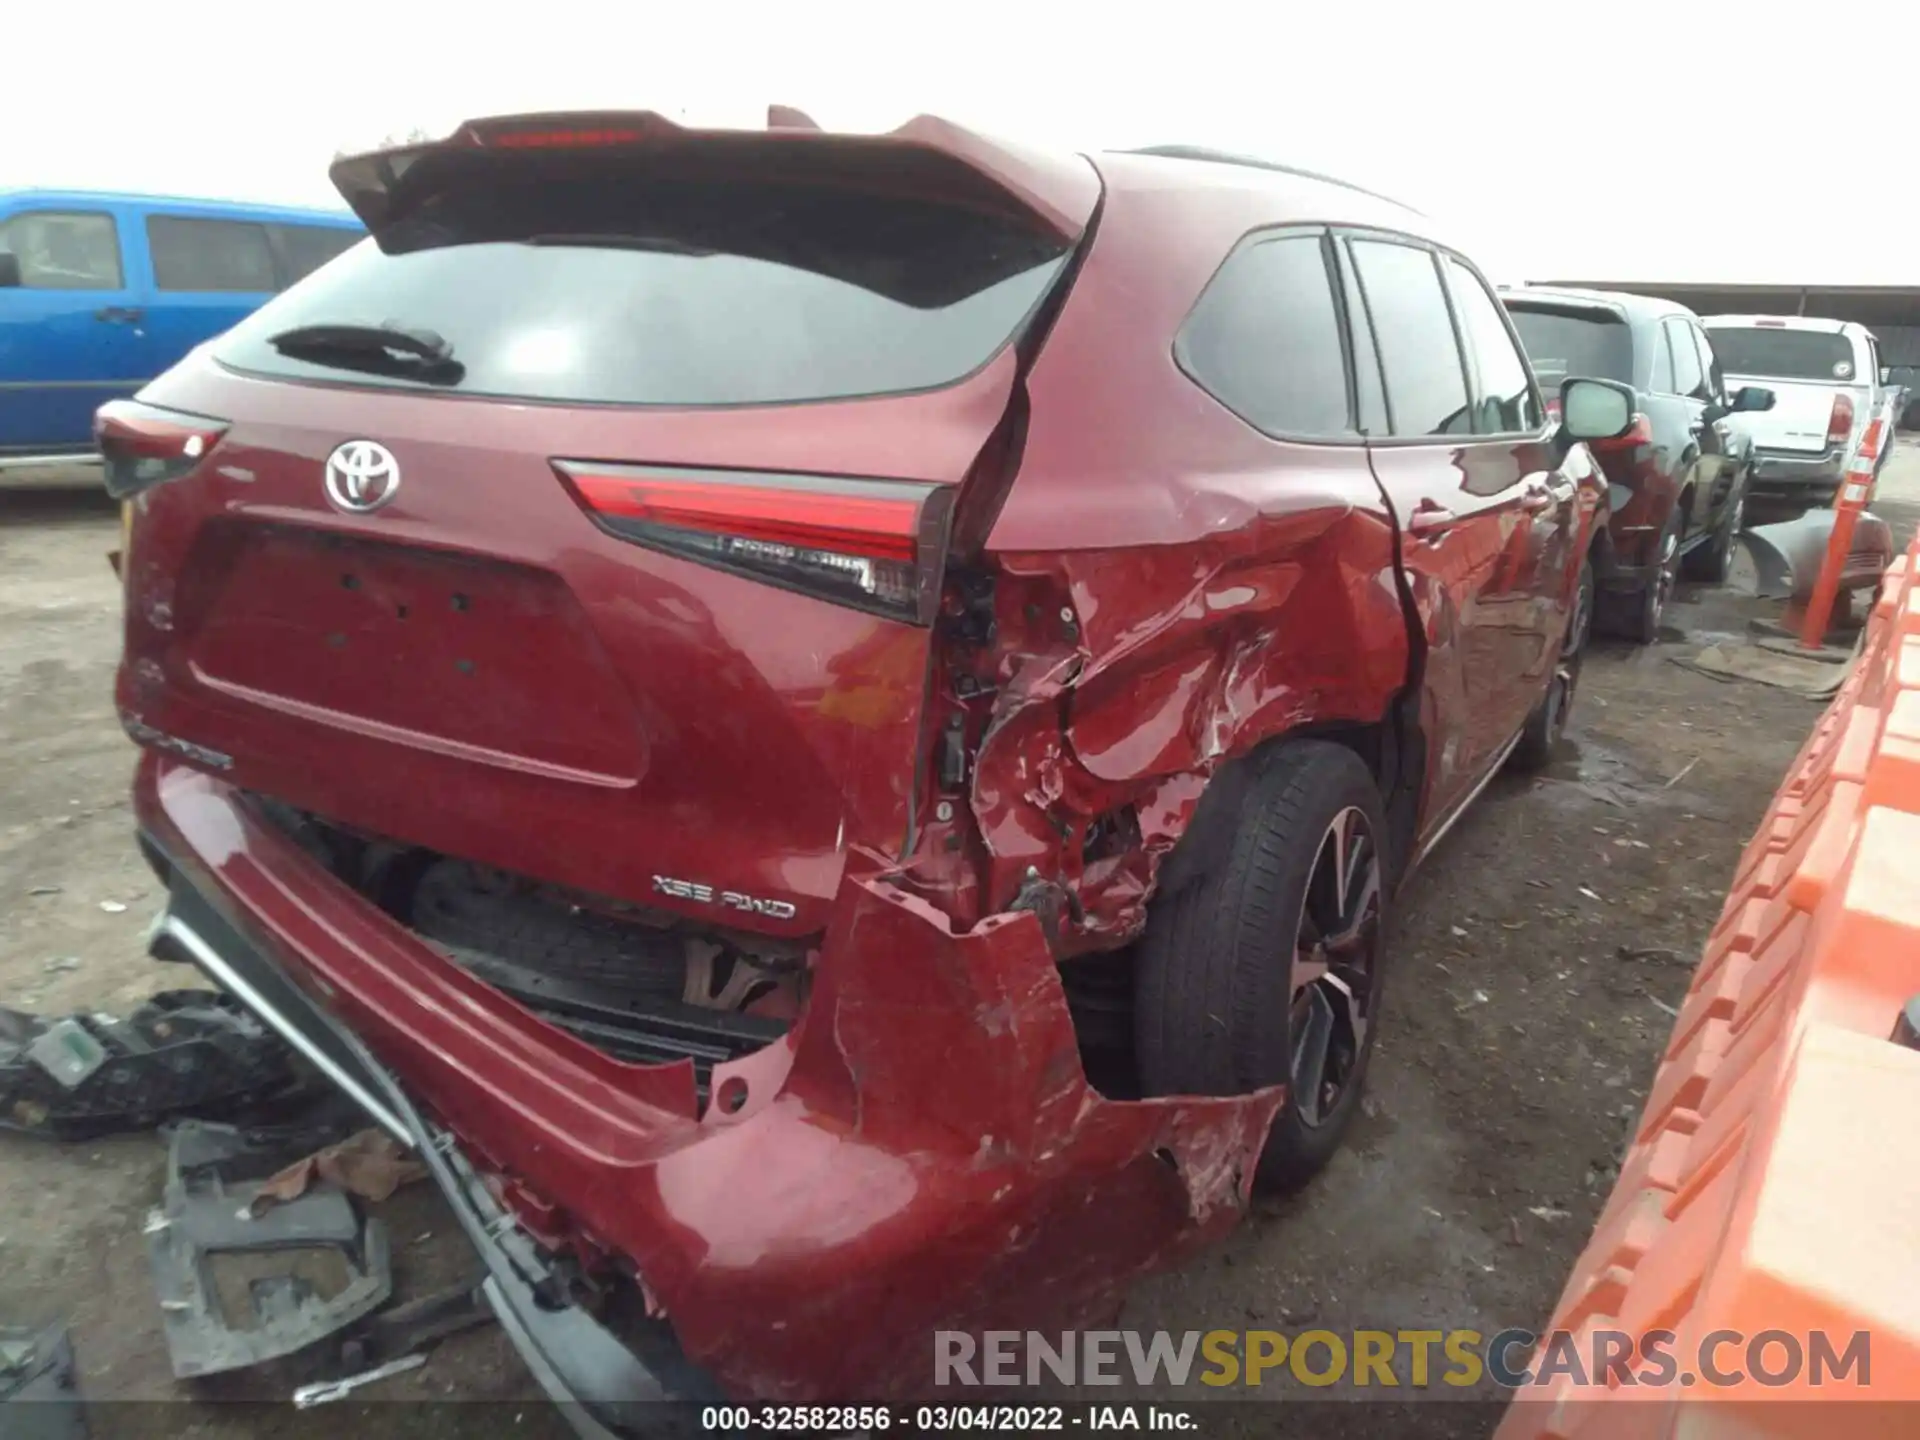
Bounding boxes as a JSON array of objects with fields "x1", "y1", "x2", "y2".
[
  {"x1": 957, "y1": 509, "x2": 1409, "y2": 951},
  {"x1": 138, "y1": 753, "x2": 1280, "y2": 1402}
]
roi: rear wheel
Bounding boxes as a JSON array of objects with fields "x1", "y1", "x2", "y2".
[
  {"x1": 1135, "y1": 741, "x2": 1387, "y2": 1193},
  {"x1": 1682, "y1": 479, "x2": 1745, "y2": 584},
  {"x1": 1511, "y1": 555, "x2": 1591, "y2": 773},
  {"x1": 1626, "y1": 511, "x2": 1683, "y2": 644}
]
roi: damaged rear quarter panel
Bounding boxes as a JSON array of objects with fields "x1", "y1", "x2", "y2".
[{"x1": 971, "y1": 517, "x2": 1407, "y2": 944}]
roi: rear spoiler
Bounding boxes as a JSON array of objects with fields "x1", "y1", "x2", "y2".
[{"x1": 328, "y1": 108, "x2": 1101, "y2": 245}]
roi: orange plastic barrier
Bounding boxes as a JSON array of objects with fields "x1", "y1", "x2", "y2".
[
  {"x1": 1496, "y1": 535, "x2": 1920, "y2": 1439},
  {"x1": 1800, "y1": 418, "x2": 1886, "y2": 647}
]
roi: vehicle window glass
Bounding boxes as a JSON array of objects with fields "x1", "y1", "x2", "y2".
[
  {"x1": 147, "y1": 216, "x2": 278, "y2": 293},
  {"x1": 216, "y1": 164, "x2": 1071, "y2": 406},
  {"x1": 1348, "y1": 239, "x2": 1471, "y2": 437},
  {"x1": 1505, "y1": 305, "x2": 1634, "y2": 392},
  {"x1": 1335, "y1": 246, "x2": 1388, "y2": 435},
  {"x1": 1442, "y1": 261, "x2": 1541, "y2": 434},
  {"x1": 1667, "y1": 319, "x2": 1706, "y2": 398},
  {"x1": 1691, "y1": 325, "x2": 1725, "y2": 402},
  {"x1": 274, "y1": 225, "x2": 362, "y2": 288},
  {"x1": 0, "y1": 211, "x2": 123, "y2": 289},
  {"x1": 1649, "y1": 326, "x2": 1675, "y2": 393},
  {"x1": 1177, "y1": 232, "x2": 1352, "y2": 437},
  {"x1": 1703, "y1": 325, "x2": 1856, "y2": 383}
]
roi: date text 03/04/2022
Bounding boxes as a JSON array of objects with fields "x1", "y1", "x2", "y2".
[{"x1": 699, "y1": 1405, "x2": 1199, "y2": 1431}]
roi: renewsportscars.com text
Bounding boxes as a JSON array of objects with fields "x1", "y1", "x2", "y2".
[{"x1": 934, "y1": 1328, "x2": 1872, "y2": 1390}]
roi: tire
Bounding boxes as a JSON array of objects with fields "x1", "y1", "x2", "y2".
[
  {"x1": 1511, "y1": 556, "x2": 1592, "y2": 773},
  {"x1": 1134, "y1": 740, "x2": 1387, "y2": 1193},
  {"x1": 1681, "y1": 477, "x2": 1745, "y2": 584},
  {"x1": 1625, "y1": 509, "x2": 1683, "y2": 645}
]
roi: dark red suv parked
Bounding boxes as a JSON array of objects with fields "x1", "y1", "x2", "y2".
[{"x1": 108, "y1": 113, "x2": 1616, "y2": 1418}]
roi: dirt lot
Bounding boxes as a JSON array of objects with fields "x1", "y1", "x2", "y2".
[{"x1": 5, "y1": 450, "x2": 1919, "y2": 1436}]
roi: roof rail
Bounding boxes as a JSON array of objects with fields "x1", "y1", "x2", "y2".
[{"x1": 1121, "y1": 145, "x2": 1422, "y2": 214}]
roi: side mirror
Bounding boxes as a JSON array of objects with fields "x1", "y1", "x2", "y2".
[
  {"x1": 1560, "y1": 376, "x2": 1636, "y2": 441},
  {"x1": 1729, "y1": 385, "x2": 1776, "y2": 414},
  {"x1": 0, "y1": 253, "x2": 20, "y2": 288}
]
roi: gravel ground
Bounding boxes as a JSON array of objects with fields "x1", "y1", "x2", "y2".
[{"x1": 5, "y1": 446, "x2": 1919, "y2": 1436}]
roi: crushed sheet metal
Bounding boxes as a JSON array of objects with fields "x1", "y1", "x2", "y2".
[{"x1": 973, "y1": 512, "x2": 1408, "y2": 948}]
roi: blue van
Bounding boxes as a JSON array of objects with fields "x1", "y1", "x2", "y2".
[{"x1": 0, "y1": 190, "x2": 362, "y2": 467}]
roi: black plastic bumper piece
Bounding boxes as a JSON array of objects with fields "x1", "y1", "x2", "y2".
[{"x1": 139, "y1": 830, "x2": 722, "y2": 1437}]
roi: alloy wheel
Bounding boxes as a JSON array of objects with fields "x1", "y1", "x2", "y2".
[
  {"x1": 1647, "y1": 528, "x2": 1680, "y2": 631},
  {"x1": 1288, "y1": 806, "x2": 1384, "y2": 1127}
]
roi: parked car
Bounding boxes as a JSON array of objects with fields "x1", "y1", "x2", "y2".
[
  {"x1": 0, "y1": 190, "x2": 361, "y2": 469},
  {"x1": 1700, "y1": 314, "x2": 1889, "y2": 507},
  {"x1": 113, "y1": 114, "x2": 1614, "y2": 1413},
  {"x1": 1884, "y1": 364, "x2": 1920, "y2": 431},
  {"x1": 1504, "y1": 287, "x2": 1774, "y2": 643}
]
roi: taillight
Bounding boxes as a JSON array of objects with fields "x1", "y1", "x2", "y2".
[
  {"x1": 557, "y1": 462, "x2": 954, "y2": 624},
  {"x1": 1827, "y1": 393, "x2": 1855, "y2": 447},
  {"x1": 94, "y1": 399, "x2": 227, "y2": 500}
]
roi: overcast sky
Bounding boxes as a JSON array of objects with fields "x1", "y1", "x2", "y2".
[{"x1": 11, "y1": 1, "x2": 1909, "y2": 286}]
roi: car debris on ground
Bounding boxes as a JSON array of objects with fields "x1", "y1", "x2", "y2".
[
  {"x1": 0, "y1": 991, "x2": 302, "y2": 1140},
  {"x1": 145, "y1": 1118, "x2": 397, "y2": 1378},
  {"x1": 0, "y1": 1321, "x2": 87, "y2": 1440}
]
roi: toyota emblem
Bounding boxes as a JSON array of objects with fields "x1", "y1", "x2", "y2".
[{"x1": 324, "y1": 440, "x2": 401, "y2": 513}]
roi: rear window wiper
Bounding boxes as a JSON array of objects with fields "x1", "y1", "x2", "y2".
[{"x1": 268, "y1": 322, "x2": 464, "y2": 383}]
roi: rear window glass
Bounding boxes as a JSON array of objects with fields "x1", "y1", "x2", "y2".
[
  {"x1": 1704, "y1": 326, "x2": 1856, "y2": 382},
  {"x1": 1505, "y1": 305, "x2": 1634, "y2": 388},
  {"x1": 214, "y1": 168, "x2": 1071, "y2": 407}
]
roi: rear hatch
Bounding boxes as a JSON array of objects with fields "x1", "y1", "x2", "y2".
[
  {"x1": 1504, "y1": 297, "x2": 1643, "y2": 494},
  {"x1": 114, "y1": 114, "x2": 1096, "y2": 937},
  {"x1": 1703, "y1": 322, "x2": 1861, "y2": 453}
]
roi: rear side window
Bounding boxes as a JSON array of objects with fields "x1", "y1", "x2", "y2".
[
  {"x1": 1347, "y1": 239, "x2": 1471, "y2": 438},
  {"x1": 273, "y1": 224, "x2": 360, "y2": 287},
  {"x1": 1692, "y1": 324, "x2": 1726, "y2": 400},
  {"x1": 1649, "y1": 327, "x2": 1675, "y2": 392},
  {"x1": 1443, "y1": 259, "x2": 1541, "y2": 434},
  {"x1": 215, "y1": 166, "x2": 1071, "y2": 407},
  {"x1": 148, "y1": 216, "x2": 276, "y2": 293},
  {"x1": 0, "y1": 211, "x2": 122, "y2": 289},
  {"x1": 1506, "y1": 305, "x2": 1635, "y2": 389},
  {"x1": 1705, "y1": 325, "x2": 1856, "y2": 383},
  {"x1": 1176, "y1": 231, "x2": 1353, "y2": 437},
  {"x1": 1666, "y1": 319, "x2": 1706, "y2": 399}
]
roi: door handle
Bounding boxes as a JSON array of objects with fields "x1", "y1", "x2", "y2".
[
  {"x1": 94, "y1": 305, "x2": 144, "y2": 323},
  {"x1": 1407, "y1": 503, "x2": 1457, "y2": 537}
]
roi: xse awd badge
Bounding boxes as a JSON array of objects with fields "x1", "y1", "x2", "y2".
[{"x1": 652, "y1": 874, "x2": 799, "y2": 921}]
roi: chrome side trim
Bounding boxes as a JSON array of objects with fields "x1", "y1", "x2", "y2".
[
  {"x1": 0, "y1": 452, "x2": 102, "y2": 470},
  {"x1": 154, "y1": 912, "x2": 410, "y2": 1144},
  {"x1": 1409, "y1": 730, "x2": 1523, "y2": 872},
  {"x1": 0, "y1": 379, "x2": 148, "y2": 391}
]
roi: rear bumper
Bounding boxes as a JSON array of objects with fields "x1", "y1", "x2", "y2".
[
  {"x1": 133, "y1": 751, "x2": 1280, "y2": 1409},
  {"x1": 1748, "y1": 446, "x2": 1844, "y2": 503},
  {"x1": 144, "y1": 849, "x2": 715, "y2": 1436}
]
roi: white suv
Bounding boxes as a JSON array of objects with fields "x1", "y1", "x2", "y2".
[{"x1": 1700, "y1": 315, "x2": 1888, "y2": 506}]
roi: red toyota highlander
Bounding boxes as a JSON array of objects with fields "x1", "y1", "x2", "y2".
[{"x1": 107, "y1": 112, "x2": 1617, "y2": 1419}]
